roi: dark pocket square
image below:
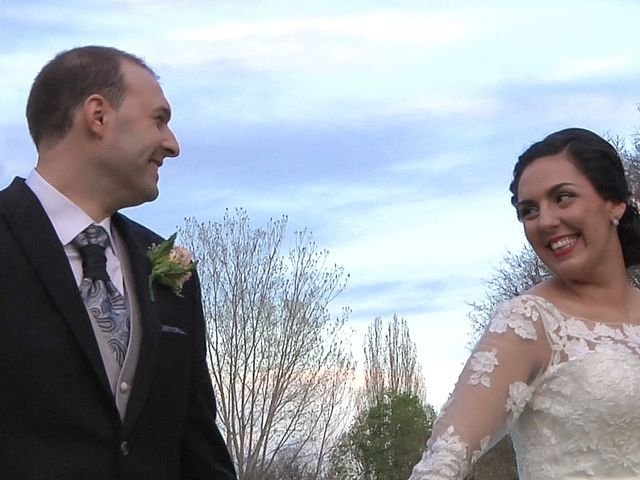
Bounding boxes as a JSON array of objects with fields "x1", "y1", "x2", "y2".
[{"x1": 161, "y1": 325, "x2": 187, "y2": 336}]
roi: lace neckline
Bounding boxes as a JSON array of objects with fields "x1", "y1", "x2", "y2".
[{"x1": 520, "y1": 293, "x2": 640, "y2": 328}]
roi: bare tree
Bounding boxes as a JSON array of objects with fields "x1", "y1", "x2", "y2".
[
  {"x1": 179, "y1": 209, "x2": 355, "y2": 480},
  {"x1": 466, "y1": 246, "x2": 550, "y2": 347},
  {"x1": 608, "y1": 130, "x2": 640, "y2": 194},
  {"x1": 363, "y1": 315, "x2": 427, "y2": 407}
]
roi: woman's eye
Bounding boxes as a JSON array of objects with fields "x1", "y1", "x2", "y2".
[
  {"x1": 518, "y1": 206, "x2": 538, "y2": 220},
  {"x1": 557, "y1": 192, "x2": 574, "y2": 204}
]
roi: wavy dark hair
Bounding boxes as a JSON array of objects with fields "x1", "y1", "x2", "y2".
[
  {"x1": 510, "y1": 127, "x2": 640, "y2": 268},
  {"x1": 26, "y1": 46, "x2": 153, "y2": 148}
]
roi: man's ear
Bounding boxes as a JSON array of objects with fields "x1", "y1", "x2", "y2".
[{"x1": 83, "y1": 94, "x2": 112, "y2": 138}]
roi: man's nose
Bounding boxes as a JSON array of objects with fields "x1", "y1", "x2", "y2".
[{"x1": 163, "y1": 128, "x2": 180, "y2": 158}]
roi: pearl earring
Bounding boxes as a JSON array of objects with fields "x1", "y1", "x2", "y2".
[{"x1": 612, "y1": 218, "x2": 620, "y2": 227}]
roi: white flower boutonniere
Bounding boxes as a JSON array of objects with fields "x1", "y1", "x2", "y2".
[{"x1": 147, "y1": 233, "x2": 196, "y2": 302}]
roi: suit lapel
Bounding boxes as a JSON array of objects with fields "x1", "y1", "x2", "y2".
[
  {"x1": 0, "y1": 179, "x2": 114, "y2": 399},
  {"x1": 112, "y1": 214, "x2": 162, "y2": 432},
  {"x1": 1, "y1": 179, "x2": 165, "y2": 429}
]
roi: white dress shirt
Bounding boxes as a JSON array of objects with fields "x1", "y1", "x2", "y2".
[
  {"x1": 25, "y1": 169, "x2": 140, "y2": 414},
  {"x1": 25, "y1": 169, "x2": 125, "y2": 295}
]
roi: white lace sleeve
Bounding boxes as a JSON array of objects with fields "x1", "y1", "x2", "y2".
[{"x1": 409, "y1": 296, "x2": 552, "y2": 479}]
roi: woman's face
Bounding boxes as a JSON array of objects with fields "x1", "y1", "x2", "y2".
[{"x1": 516, "y1": 152, "x2": 626, "y2": 281}]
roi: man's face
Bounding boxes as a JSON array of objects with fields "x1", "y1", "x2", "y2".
[{"x1": 98, "y1": 61, "x2": 180, "y2": 210}]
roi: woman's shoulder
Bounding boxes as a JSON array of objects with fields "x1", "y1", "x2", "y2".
[
  {"x1": 490, "y1": 291, "x2": 561, "y2": 340},
  {"x1": 498, "y1": 279, "x2": 565, "y2": 317},
  {"x1": 495, "y1": 289, "x2": 559, "y2": 316}
]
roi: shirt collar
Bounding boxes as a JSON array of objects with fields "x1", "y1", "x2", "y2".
[{"x1": 25, "y1": 169, "x2": 115, "y2": 248}]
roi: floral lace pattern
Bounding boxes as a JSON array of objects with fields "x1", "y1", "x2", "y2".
[
  {"x1": 410, "y1": 294, "x2": 640, "y2": 479},
  {"x1": 410, "y1": 426, "x2": 470, "y2": 480},
  {"x1": 468, "y1": 349, "x2": 498, "y2": 387},
  {"x1": 505, "y1": 381, "x2": 533, "y2": 421},
  {"x1": 488, "y1": 299, "x2": 539, "y2": 340},
  {"x1": 543, "y1": 303, "x2": 640, "y2": 363}
]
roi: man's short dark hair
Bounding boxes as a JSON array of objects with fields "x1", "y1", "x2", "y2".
[{"x1": 26, "y1": 45, "x2": 155, "y2": 147}]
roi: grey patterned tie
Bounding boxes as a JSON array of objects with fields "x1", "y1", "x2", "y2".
[{"x1": 72, "y1": 225, "x2": 130, "y2": 366}]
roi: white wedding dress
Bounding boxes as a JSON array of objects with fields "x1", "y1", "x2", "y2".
[{"x1": 409, "y1": 294, "x2": 640, "y2": 480}]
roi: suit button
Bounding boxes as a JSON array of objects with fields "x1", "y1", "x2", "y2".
[
  {"x1": 120, "y1": 381, "x2": 129, "y2": 393},
  {"x1": 120, "y1": 440, "x2": 130, "y2": 456}
]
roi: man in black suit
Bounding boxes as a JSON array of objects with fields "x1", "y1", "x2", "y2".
[{"x1": 0, "y1": 46, "x2": 237, "y2": 479}]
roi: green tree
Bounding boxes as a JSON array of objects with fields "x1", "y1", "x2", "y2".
[
  {"x1": 330, "y1": 316, "x2": 435, "y2": 479},
  {"x1": 349, "y1": 391, "x2": 434, "y2": 480}
]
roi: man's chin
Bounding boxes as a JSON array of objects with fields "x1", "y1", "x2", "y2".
[
  {"x1": 146, "y1": 186, "x2": 160, "y2": 202},
  {"x1": 141, "y1": 178, "x2": 160, "y2": 200},
  {"x1": 120, "y1": 186, "x2": 160, "y2": 210}
]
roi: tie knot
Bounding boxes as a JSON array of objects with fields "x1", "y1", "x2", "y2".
[
  {"x1": 72, "y1": 225, "x2": 110, "y2": 282},
  {"x1": 73, "y1": 224, "x2": 110, "y2": 249}
]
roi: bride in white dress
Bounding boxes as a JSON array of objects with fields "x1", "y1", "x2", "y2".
[{"x1": 410, "y1": 128, "x2": 640, "y2": 480}]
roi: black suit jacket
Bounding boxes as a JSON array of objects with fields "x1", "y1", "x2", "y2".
[{"x1": 0, "y1": 178, "x2": 236, "y2": 479}]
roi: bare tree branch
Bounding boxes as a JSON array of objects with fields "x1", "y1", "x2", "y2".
[
  {"x1": 363, "y1": 315, "x2": 427, "y2": 407},
  {"x1": 179, "y1": 209, "x2": 355, "y2": 480}
]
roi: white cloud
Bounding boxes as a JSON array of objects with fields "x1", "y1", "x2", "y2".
[
  {"x1": 173, "y1": 13, "x2": 472, "y2": 45},
  {"x1": 162, "y1": 13, "x2": 474, "y2": 70},
  {"x1": 327, "y1": 191, "x2": 524, "y2": 278},
  {"x1": 0, "y1": 53, "x2": 50, "y2": 119},
  {"x1": 543, "y1": 57, "x2": 636, "y2": 82},
  {"x1": 403, "y1": 97, "x2": 501, "y2": 116}
]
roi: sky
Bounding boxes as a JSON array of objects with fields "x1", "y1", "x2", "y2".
[{"x1": 1, "y1": 0, "x2": 639, "y2": 409}]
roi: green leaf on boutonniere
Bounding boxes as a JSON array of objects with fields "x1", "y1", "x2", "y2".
[{"x1": 147, "y1": 233, "x2": 196, "y2": 302}]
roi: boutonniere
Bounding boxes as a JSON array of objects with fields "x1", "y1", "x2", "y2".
[{"x1": 147, "y1": 233, "x2": 196, "y2": 302}]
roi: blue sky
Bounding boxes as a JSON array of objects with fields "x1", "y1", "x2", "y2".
[{"x1": 1, "y1": 0, "x2": 639, "y2": 408}]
